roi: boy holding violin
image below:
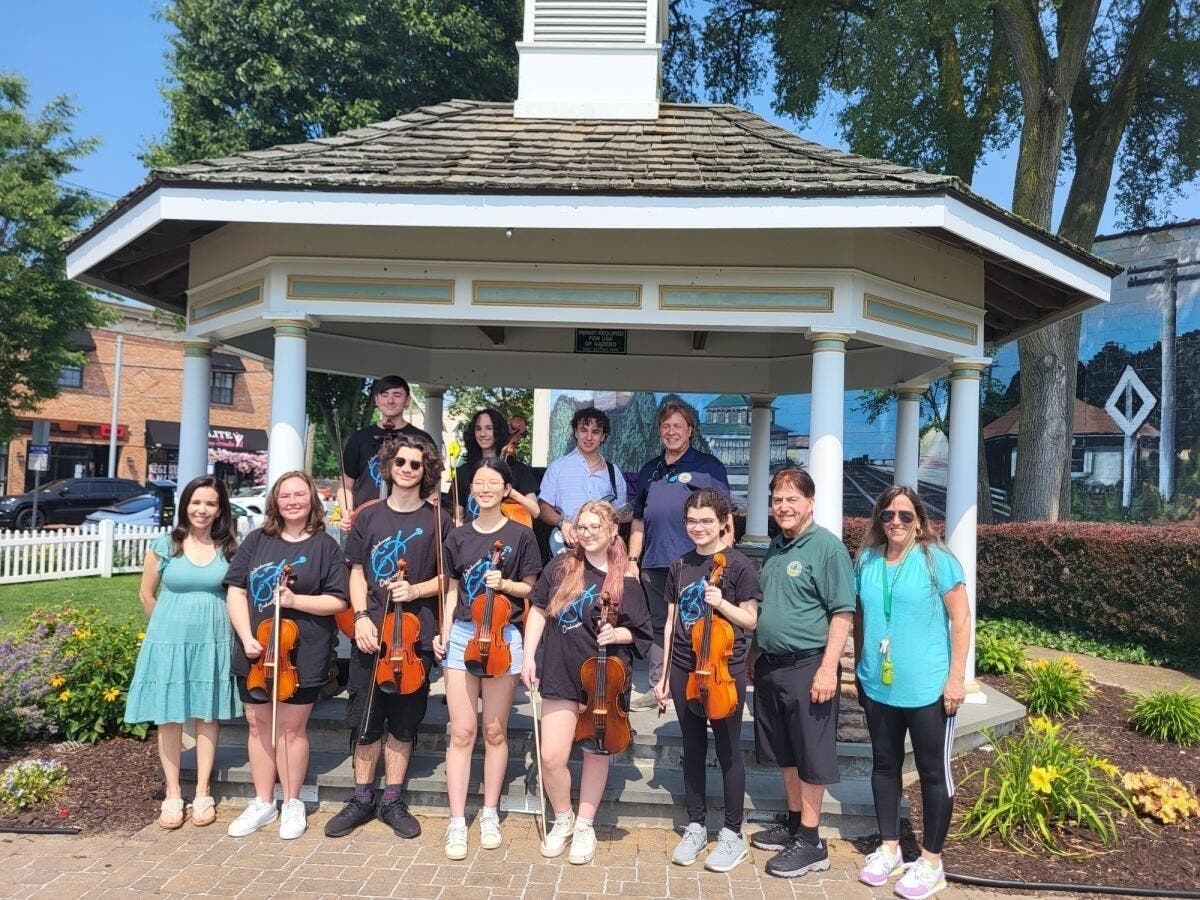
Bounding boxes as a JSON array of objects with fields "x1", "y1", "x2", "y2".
[
  {"x1": 327, "y1": 434, "x2": 450, "y2": 840},
  {"x1": 653, "y1": 489, "x2": 760, "y2": 872}
]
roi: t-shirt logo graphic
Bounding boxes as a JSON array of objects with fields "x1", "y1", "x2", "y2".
[
  {"x1": 250, "y1": 555, "x2": 309, "y2": 611},
  {"x1": 370, "y1": 528, "x2": 424, "y2": 583},
  {"x1": 786, "y1": 560, "x2": 803, "y2": 577},
  {"x1": 678, "y1": 577, "x2": 708, "y2": 630},
  {"x1": 560, "y1": 583, "x2": 599, "y2": 632},
  {"x1": 463, "y1": 545, "x2": 513, "y2": 601},
  {"x1": 367, "y1": 456, "x2": 384, "y2": 489}
]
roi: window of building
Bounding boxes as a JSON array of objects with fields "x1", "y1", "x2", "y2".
[
  {"x1": 59, "y1": 364, "x2": 83, "y2": 388},
  {"x1": 211, "y1": 371, "x2": 235, "y2": 405},
  {"x1": 1070, "y1": 446, "x2": 1087, "y2": 475}
]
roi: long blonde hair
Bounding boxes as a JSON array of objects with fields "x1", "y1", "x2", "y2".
[{"x1": 548, "y1": 500, "x2": 626, "y2": 617}]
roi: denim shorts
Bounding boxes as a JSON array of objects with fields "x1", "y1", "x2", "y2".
[{"x1": 443, "y1": 617, "x2": 523, "y2": 676}]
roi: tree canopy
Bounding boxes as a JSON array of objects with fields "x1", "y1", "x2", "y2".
[{"x1": 0, "y1": 74, "x2": 111, "y2": 443}]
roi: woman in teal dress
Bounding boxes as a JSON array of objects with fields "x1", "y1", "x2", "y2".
[{"x1": 125, "y1": 475, "x2": 241, "y2": 829}]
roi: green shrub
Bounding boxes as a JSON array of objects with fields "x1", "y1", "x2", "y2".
[
  {"x1": 1013, "y1": 656, "x2": 1093, "y2": 719},
  {"x1": 976, "y1": 616, "x2": 1176, "y2": 668},
  {"x1": 959, "y1": 717, "x2": 1134, "y2": 856},
  {"x1": 1127, "y1": 688, "x2": 1200, "y2": 746},
  {"x1": 0, "y1": 759, "x2": 67, "y2": 810},
  {"x1": 976, "y1": 627, "x2": 1027, "y2": 674}
]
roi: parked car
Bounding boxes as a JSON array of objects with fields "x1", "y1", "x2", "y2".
[
  {"x1": 82, "y1": 493, "x2": 161, "y2": 529},
  {"x1": 229, "y1": 486, "x2": 267, "y2": 517},
  {"x1": 0, "y1": 478, "x2": 145, "y2": 530}
]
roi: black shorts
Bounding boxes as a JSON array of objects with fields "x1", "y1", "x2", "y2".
[
  {"x1": 753, "y1": 651, "x2": 840, "y2": 784},
  {"x1": 346, "y1": 648, "x2": 434, "y2": 744},
  {"x1": 237, "y1": 678, "x2": 322, "y2": 706}
]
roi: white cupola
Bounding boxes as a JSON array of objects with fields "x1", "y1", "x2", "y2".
[{"x1": 514, "y1": 0, "x2": 667, "y2": 120}]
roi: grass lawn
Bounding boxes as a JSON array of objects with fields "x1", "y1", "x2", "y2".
[{"x1": 0, "y1": 575, "x2": 146, "y2": 634}]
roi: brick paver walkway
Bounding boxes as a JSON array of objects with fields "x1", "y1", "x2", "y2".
[{"x1": 0, "y1": 812, "x2": 1031, "y2": 899}]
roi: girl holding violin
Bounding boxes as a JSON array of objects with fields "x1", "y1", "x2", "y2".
[
  {"x1": 435, "y1": 458, "x2": 542, "y2": 859},
  {"x1": 329, "y1": 434, "x2": 450, "y2": 841},
  {"x1": 522, "y1": 500, "x2": 652, "y2": 864},
  {"x1": 125, "y1": 475, "x2": 240, "y2": 829},
  {"x1": 224, "y1": 470, "x2": 348, "y2": 840},
  {"x1": 454, "y1": 409, "x2": 540, "y2": 524},
  {"x1": 653, "y1": 488, "x2": 760, "y2": 872}
]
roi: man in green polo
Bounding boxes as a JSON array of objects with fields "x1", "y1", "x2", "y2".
[{"x1": 749, "y1": 466, "x2": 855, "y2": 878}]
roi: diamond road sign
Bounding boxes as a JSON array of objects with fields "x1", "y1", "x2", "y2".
[{"x1": 1105, "y1": 364, "x2": 1156, "y2": 436}]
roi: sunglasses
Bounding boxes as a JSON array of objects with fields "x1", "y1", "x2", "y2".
[
  {"x1": 392, "y1": 458, "x2": 423, "y2": 471},
  {"x1": 880, "y1": 509, "x2": 916, "y2": 524}
]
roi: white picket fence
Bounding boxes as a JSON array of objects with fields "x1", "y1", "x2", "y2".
[{"x1": 0, "y1": 521, "x2": 170, "y2": 585}]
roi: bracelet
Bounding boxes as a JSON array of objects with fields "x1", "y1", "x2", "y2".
[
  {"x1": 353, "y1": 610, "x2": 370, "y2": 622},
  {"x1": 627, "y1": 555, "x2": 638, "y2": 563}
]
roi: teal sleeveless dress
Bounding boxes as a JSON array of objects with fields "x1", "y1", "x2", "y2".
[{"x1": 124, "y1": 534, "x2": 243, "y2": 724}]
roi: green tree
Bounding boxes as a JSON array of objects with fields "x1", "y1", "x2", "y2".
[
  {"x1": 447, "y1": 385, "x2": 534, "y2": 457},
  {"x1": 305, "y1": 373, "x2": 375, "y2": 477},
  {"x1": 146, "y1": 0, "x2": 521, "y2": 166},
  {"x1": 0, "y1": 74, "x2": 111, "y2": 443}
]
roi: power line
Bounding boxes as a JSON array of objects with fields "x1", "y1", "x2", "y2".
[{"x1": 56, "y1": 178, "x2": 122, "y2": 200}]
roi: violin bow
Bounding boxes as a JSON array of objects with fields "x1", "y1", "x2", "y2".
[
  {"x1": 270, "y1": 565, "x2": 287, "y2": 748},
  {"x1": 330, "y1": 405, "x2": 352, "y2": 534},
  {"x1": 431, "y1": 490, "x2": 446, "y2": 645},
  {"x1": 447, "y1": 439, "x2": 463, "y2": 527}
]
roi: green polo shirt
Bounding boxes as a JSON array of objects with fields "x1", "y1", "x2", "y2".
[{"x1": 755, "y1": 522, "x2": 856, "y2": 655}]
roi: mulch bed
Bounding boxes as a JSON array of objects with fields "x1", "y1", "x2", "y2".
[
  {"x1": 0, "y1": 736, "x2": 160, "y2": 834},
  {"x1": 856, "y1": 675, "x2": 1200, "y2": 897}
]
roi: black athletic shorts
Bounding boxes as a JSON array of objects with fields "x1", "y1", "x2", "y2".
[
  {"x1": 237, "y1": 678, "x2": 321, "y2": 706},
  {"x1": 346, "y1": 647, "x2": 433, "y2": 744},
  {"x1": 753, "y1": 650, "x2": 841, "y2": 784}
]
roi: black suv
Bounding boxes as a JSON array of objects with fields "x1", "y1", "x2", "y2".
[{"x1": 0, "y1": 478, "x2": 146, "y2": 530}]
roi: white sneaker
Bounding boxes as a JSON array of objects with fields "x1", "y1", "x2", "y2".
[
  {"x1": 540, "y1": 810, "x2": 575, "y2": 857},
  {"x1": 479, "y1": 808, "x2": 502, "y2": 850},
  {"x1": 279, "y1": 798, "x2": 307, "y2": 839},
  {"x1": 226, "y1": 797, "x2": 278, "y2": 837},
  {"x1": 444, "y1": 820, "x2": 468, "y2": 860},
  {"x1": 568, "y1": 822, "x2": 596, "y2": 865}
]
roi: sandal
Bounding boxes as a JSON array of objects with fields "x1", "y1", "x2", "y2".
[
  {"x1": 159, "y1": 797, "x2": 185, "y2": 829},
  {"x1": 191, "y1": 795, "x2": 216, "y2": 827}
]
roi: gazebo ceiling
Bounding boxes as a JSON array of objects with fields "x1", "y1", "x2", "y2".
[{"x1": 67, "y1": 100, "x2": 1119, "y2": 345}]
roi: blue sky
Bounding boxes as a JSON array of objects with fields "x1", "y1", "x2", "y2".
[{"x1": 6, "y1": 0, "x2": 1198, "y2": 230}]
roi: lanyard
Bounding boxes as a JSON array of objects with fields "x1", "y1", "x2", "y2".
[{"x1": 881, "y1": 544, "x2": 913, "y2": 629}]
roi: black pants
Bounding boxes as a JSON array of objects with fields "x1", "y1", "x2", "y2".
[
  {"x1": 863, "y1": 694, "x2": 956, "y2": 853},
  {"x1": 668, "y1": 664, "x2": 746, "y2": 832},
  {"x1": 641, "y1": 567, "x2": 670, "y2": 687}
]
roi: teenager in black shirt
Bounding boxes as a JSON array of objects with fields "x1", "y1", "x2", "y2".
[{"x1": 453, "y1": 408, "x2": 540, "y2": 524}]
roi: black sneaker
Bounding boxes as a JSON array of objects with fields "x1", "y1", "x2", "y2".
[
  {"x1": 324, "y1": 795, "x2": 376, "y2": 838},
  {"x1": 378, "y1": 798, "x2": 421, "y2": 838},
  {"x1": 750, "y1": 822, "x2": 795, "y2": 851},
  {"x1": 765, "y1": 836, "x2": 832, "y2": 878}
]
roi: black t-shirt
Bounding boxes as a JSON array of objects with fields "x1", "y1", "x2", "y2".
[
  {"x1": 529, "y1": 555, "x2": 652, "y2": 703},
  {"x1": 454, "y1": 458, "x2": 540, "y2": 520},
  {"x1": 224, "y1": 529, "x2": 348, "y2": 687},
  {"x1": 343, "y1": 423, "x2": 436, "y2": 510},
  {"x1": 344, "y1": 500, "x2": 451, "y2": 652},
  {"x1": 665, "y1": 548, "x2": 762, "y2": 675},
  {"x1": 444, "y1": 519, "x2": 542, "y2": 625}
]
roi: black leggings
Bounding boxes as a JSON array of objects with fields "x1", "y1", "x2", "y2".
[
  {"x1": 864, "y1": 695, "x2": 956, "y2": 854},
  {"x1": 668, "y1": 664, "x2": 746, "y2": 833}
]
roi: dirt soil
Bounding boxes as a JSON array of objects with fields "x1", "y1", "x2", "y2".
[
  {"x1": 859, "y1": 675, "x2": 1200, "y2": 897},
  {"x1": 0, "y1": 736, "x2": 160, "y2": 834}
]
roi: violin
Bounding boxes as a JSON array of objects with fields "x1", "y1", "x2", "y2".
[
  {"x1": 575, "y1": 592, "x2": 632, "y2": 755},
  {"x1": 497, "y1": 418, "x2": 533, "y2": 528},
  {"x1": 245, "y1": 563, "x2": 300, "y2": 705},
  {"x1": 374, "y1": 560, "x2": 426, "y2": 694},
  {"x1": 685, "y1": 552, "x2": 738, "y2": 721},
  {"x1": 463, "y1": 540, "x2": 512, "y2": 678}
]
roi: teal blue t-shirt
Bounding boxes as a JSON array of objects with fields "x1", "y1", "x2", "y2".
[{"x1": 855, "y1": 544, "x2": 964, "y2": 708}]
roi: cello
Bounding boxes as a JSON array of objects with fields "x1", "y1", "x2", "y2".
[
  {"x1": 684, "y1": 552, "x2": 738, "y2": 721},
  {"x1": 244, "y1": 563, "x2": 299, "y2": 745},
  {"x1": 463, "y1": 540, "x2": 512, "y2": 678},
  {"x1": 375, "y1": 560, "x2": 426, "y2": 694},
  {"x1": 575, "y1": 592, "x2": 632, "y2": 755}
]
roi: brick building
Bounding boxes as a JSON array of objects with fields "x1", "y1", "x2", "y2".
[{"x1": 0, "y1": 304, "x2": 272, "y2": 495}]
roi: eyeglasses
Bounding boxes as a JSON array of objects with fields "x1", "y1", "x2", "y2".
[
  {"x1": 471, "y1": 481, "x2": 505, "y2": 491},
  {"x1": 574, "y1": 523, "x2": 605, "y2": 534},
  {"x1": 880, "y1": 509, "x2": 916, "y2": 524},
  {"x1": 392, "y1": 458, "x2": 423, "y2": 471},
  {"x1": 685, "y1": 518, "x2": 718, "y2": 528}
]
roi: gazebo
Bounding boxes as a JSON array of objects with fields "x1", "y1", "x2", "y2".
[{"x1": 66, "y1": 0, "x2": 1118, "y2": 688}]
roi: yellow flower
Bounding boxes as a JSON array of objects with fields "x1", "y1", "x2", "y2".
[
  {"x1": 136, "y1": 631, "x2": 146, "y2": 641},
  {"x1": 58, "y1": 690, "x2": 72, "y2": 702},
  {"x1": 1094, "y1": 758, "x2": 1120, "y2": 778},
  {"x1": 1029, "y1": 765, "x2": 1061, "y2": 794},
  {"x1": 1027, "y1": 715, "x2": 1052, "y2": 732},
  {"x1": 74, "y1": 629, "x2": 91, "y2": 641},
  {"x1": 49, "y1": 675, "x2": 65, "y2": 689},
  {"x1": 103, "y1": 688, "x2": 120, "y2": 703}
]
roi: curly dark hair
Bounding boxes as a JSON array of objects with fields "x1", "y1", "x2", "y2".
[
  {"x1": 463, "y1": 408, "x2": 511, "y2": 465},
  {"x1": 570, "y1": 406, "x2": 611, "y2": 436},
  {"x1": 378, "y1": 432, "x2": 444, "y2": 498}
]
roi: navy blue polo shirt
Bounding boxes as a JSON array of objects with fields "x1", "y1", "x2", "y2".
[{"x1": 633, "y1": 447, "x2": 730, "y2": 569}]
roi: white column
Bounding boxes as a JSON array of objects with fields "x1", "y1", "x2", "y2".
[
  {"x1": 894, "y1": 387, "x2": 923, "y2": 489},
  {"x1": 532, "y1": 387, "x2": 552, "y2": 467},
  {"x1": 177, "y1": 341, "x2": 212, "y2": 496},
  {"x1": 422, "y1": 386, "x2": 446, "y2": 450},
  {"x1": 744, "y1": 393, "x2": 776, "y2": 544},
  {"x1": 809, "y1": 333, "x2": 849, "y2": 535},
  {"x1": 945, "y1": 360, "x2": 989, "y2": 694},
  {"x1": 267, "y1": 322, "x2": 310, "y2": 487}
]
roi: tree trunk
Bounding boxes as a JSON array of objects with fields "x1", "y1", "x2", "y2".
[{"x1": 978, "y1": 430, "x2": 995, "y2": 523}]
